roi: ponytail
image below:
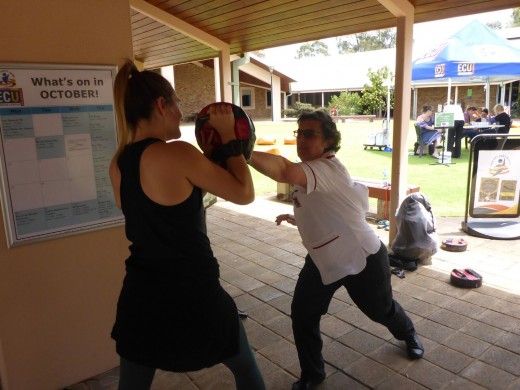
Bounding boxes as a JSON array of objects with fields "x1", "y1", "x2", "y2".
[
  {"x1": 113, "y1": 59, "x2": 175, "y2": 158},
  {"x1": 113, "y1": 60, "x2": 134, "y2": 158}
]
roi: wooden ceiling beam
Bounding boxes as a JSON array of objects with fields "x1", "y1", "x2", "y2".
[{"x1": 130, "y1": 0, "x2": 227, "y2": 51}]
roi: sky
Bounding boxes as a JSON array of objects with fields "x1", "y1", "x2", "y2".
[{"x1": 260, "y1": 8, "x2": 516, "y2": 68}]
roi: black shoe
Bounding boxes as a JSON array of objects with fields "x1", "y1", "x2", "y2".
[
  {"x1": 291, "y1": 377, "x2": 324, "y2": 390},
  {"x1": 405, "y1": 335, "x2": 424, "y2": 359}
]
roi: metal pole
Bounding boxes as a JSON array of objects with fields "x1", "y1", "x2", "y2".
[
  {"x1": 386, "y1": 78, "x2": 391, "y2": 134},
  {"x1": 447, "y1": 77, "x2": 451, "y2": 106},
  {"x1": 269, "y1": 66, "x2": 274, "y2": 122}
]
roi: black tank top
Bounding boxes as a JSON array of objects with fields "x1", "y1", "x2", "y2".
[
  {"x1": 112, "y1": 138, "x2": 239, "y2": 371},
  {"x1": 118, "y1": 138, "x2": 218, "y2": 279}
]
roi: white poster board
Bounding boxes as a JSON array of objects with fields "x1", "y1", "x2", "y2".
[
  {"x1": 470, "y1": 149, "x2": 520, "y2": 218},
  {"x1": 0, "y1": 63, "x2": 123, "y2": 247}
]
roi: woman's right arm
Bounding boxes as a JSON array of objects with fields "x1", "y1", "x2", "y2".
[
  {"x1": 184, "y1": 103, "x2": 254, "y2": 204},
  {"x1": 180, "y1": 143, "x2": 254, "y2": 205},
  {"x1": 248, "y1": 151, "x2": 307, "y2": 187},
  {"x1": 141, "y1": 104, "x2": 254, "y2": 206}
]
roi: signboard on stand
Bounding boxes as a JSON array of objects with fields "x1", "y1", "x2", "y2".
[
  {"x1": 463, "y1": 134, "x2": 520, "y2": 239},
  {"x1": 434, "y1": 112, "x2": 454, "y2": 128},
  {"x1": 470, "y1": 150, "x2": 520, "y2": 218},
  {"x1": 0, "y1": 63, "x2": 123, "y2": 247}
]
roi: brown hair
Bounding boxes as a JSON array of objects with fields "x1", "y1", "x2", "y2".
[{"x1": 113, "y1": 60, "x2": 175, "y2": 157}]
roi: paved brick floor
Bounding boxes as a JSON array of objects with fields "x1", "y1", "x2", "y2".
[{"x1": 70, "y1": 196, "x2": 520, "y2": 390}]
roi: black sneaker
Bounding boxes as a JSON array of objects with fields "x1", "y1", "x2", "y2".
[
  {"x1": 291, "y1": 377, "x2": 324, "y2": 390},
  {"x1": 405, "y1": 335, "x2": 424, "y2": 359}
]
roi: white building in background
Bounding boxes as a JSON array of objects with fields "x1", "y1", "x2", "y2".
[
  {"x1": 502, "y1": 26, "x2": 520, "y2": 48},
  {"x1": 278, "y1": 49, "x2": 396, "y2": 107}
]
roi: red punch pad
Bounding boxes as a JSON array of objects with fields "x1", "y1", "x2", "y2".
[
  {"x1": 442, "y1": 238, "x2": 468, "y2": 252},
  {"x1": 450, "y1": 268, "x2": 483, "y2": 288},
  {"x1": 194, "y1": 102, "x2": 256, "y2": 159}
]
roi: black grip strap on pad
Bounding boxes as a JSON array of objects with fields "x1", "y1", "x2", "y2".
[{"x1": 211, "y1": 140, "x2": 243, "y2": 162}]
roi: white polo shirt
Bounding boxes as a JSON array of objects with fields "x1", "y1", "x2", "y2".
[
  {"x1": 292, "y1": 151, "x2": 381, "y2": 284},
  {"x1": 443, "y1": 104, "x2": 464, "y2": 121}
]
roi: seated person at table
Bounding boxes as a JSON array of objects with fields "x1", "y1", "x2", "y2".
[
  {"x1": 477, "y1": 108, "x2": 491, "y2": 123},
  {"x1": 493, "y1": 104, "x2": 512, "y2": 134},
  {"x1": 463, "y1": 106, "x2": 478, "y2": 124},
  {"x1": 462, "y1": 106, "x2": 482, "y2": 141},
  {"x1": 464, "y1": 106, "x2": 507, "y2": 142},
  {"x1": 416, "y1": 105, "x2": 442, "y2": 158}
]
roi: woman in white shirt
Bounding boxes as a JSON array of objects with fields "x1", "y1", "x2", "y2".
[{"x1": 248, "y1": 111, "x2": 424, "y2": 390}]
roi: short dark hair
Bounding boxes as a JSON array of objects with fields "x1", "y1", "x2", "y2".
[
  {"x1": 422, "y1": 105, "x2": 433, "y2": 113},
  {"x1": 297, "y1": 110, "x2": 341, "y2": 152}
]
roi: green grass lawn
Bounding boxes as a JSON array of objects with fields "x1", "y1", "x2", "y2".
[{"x1": 249, "y1": 119, "x2": 520, "y2": 217}]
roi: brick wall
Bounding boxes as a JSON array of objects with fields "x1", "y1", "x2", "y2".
[
  {"x1": 244, "y1": 87, "x2": 271, "y2": 120},
  {"x1": 174, "y1": 63, "x2": 215, "y2": 120},
  {"x1": 415, "y1": 85, "x2": 499, "y2": 117},
  {"x1": 174, "y1": 63, "x2": 271, "y2": 121}
]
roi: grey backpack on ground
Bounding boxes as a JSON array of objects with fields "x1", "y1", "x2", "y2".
[{"x1": 391, "y1": 192, "x2": 438, "y2": 263}]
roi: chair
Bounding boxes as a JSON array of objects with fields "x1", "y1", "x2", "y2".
[
  {"x1": 464, "y1": 134, "x2": 472, "y2": 149},
  {"x1": 414, "y1": 124, "x2": 441, "y2": 158}
]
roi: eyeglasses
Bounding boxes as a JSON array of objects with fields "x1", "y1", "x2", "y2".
[{"x1": 293, "y1": 129, "x2": 322, "y2": 139}]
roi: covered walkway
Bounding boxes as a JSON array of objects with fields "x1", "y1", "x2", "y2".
[{"x1": 71, "y1": 196, "x2": 520, "y2": 389}]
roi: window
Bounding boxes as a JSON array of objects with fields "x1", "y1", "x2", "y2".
[
  {"x1": 240, "y1": 88, "x2": 254, "y2": 108},
  {"x1": 266, "y1": 90, "x2": 272, "y2": 108}
]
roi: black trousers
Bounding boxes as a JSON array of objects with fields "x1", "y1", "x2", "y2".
[
  {"x1": 291, "y1": 242, "x2": 415, "y2": 381},
  {"x1": 446, "y1": 120, "x2": 465, "y2": 158}
]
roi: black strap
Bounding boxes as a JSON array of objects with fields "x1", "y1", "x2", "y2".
[{"x1": 212, "y1": 140, "x2": 243, "y2": 162}]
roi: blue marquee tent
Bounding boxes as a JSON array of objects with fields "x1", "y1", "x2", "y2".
[
  {"x1": 413, "y1": 20, "x2": 520, "y2": 82},
  {"x1": 412, "y1": 20, "x2": 520, "y2": 107}
]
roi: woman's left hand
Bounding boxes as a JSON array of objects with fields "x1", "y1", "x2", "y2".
[
  {"x1": 208, "y1": 104, "x2": 236, "y2": 144},
  {"x1": 275, "y1": 214, "x2": 296, "y2": 226}
]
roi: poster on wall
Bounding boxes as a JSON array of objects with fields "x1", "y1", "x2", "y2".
[
  {"x1": 0, "y1": 63, "x2": 123, "y2": 247},
  {"x1": 470, "y1": 149, "x2": 520, "y2": 218}
]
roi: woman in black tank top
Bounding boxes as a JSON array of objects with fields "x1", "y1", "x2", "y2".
[{"x1": 109, "y1": 60, "x2": 263, "y2": 390}]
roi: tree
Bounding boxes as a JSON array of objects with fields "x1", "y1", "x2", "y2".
[
  {"x1": 512, "y1": 8, "x2": 520, "y2": 27},
  {"x1": 282, "y1": 101, "x2": 314, "y2": 117},
  {"x1": 295, "y1": 41, "x2": 330, "y2": 59},
  {"x1": 328, "y1": 92, "x2": 362, "y2": 115},
  {"x1": 359, "y1": 66, "x2": 393, "y2": 116},
  {"x1": 250, "y1": 50, "x2": 265, "y2": 58},
  {"x1": 486, "y1": 21, "x2": 502, "y2": 30},
  {"x1": 336, "y1": 28, "x2": 396, "y2": 54}
]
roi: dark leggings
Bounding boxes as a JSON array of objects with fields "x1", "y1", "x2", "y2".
[{"x1": 118, "y1": 319, "x2": 265, "y2": 390}]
